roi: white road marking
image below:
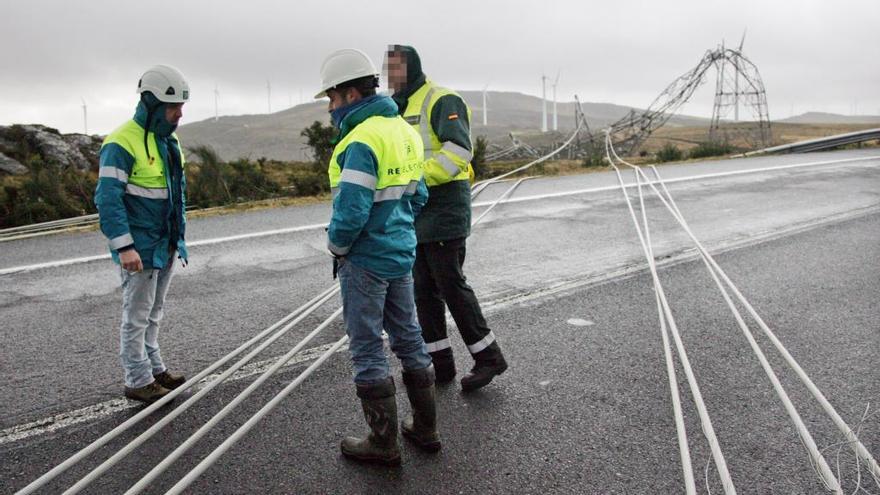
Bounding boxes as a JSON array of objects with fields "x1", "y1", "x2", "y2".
[
  {"x1": 0, "y1": 155, "x2": 876, "y2": 278},
  {"x1": 0, "y1": 342, "x2": 344, "y2": 446},
  {"x1": 566, "y1": 318, "x2": 594, "y2": 327},
  {"x1": 487, "y1": 155, "x2": 879, "y2": 206}
]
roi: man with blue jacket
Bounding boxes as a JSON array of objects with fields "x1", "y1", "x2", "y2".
[
  {"x1": 94, "y1": 65, "x2": 189, "y2": 404},
  {"x1": 318, "y1": 48, "x2": 440, "y2": 465}
]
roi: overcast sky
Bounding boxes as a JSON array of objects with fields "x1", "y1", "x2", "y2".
[{"x1": 2, "y1": 0, "x2": 878, "y2": 135}]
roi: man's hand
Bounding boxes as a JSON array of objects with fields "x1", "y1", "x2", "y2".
[{"x1": 120, "y1": 249, "x2": 143, "y2": 273}]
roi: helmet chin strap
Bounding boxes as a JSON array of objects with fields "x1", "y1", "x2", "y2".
[{"x1": 141, "y1": 94, "x2": 163, "y2": 163}]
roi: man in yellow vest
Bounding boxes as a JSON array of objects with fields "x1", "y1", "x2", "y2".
[
  {"x1": 94, "y1": 65, "x2": 189, "y2": 404},
  {"x1": 317, "y1": 48, "x2": 441, "y2": 465},
  {"x1": 385, "y1": 45, "x2": 509, "y2": 392}
]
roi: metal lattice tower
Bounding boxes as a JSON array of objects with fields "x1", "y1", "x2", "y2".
[{"x1": 606, "y1": 42, "x2": 771, "y2": 155}]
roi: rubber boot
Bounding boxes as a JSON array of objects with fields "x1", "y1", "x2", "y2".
[
  {"x1": 401, "y1": 365, "x2": 441, "y2": 452},
  {"x1": 340, "y1": 377, "x2": 401, "y2": 466},
  {"x1": 461, "y1": 342, "x2": 508, "y2": 392},
  {"x1": 429, "y1": 348, "x2": 456, "y2": 384}
]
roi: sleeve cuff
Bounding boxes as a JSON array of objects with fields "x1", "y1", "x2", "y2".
[
  {"x1": 328, "y1": 239, "x2": 351, "y2": 256},
  {"x1": 109, "y1": 233, "x2": 134, "y2": 250}
]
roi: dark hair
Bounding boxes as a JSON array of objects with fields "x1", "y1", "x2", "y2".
[{"x1": 335, "y1": 75, "x2": 378, "y2": 97}]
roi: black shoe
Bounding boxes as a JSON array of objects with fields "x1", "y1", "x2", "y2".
[
  {"x1": 124, "y1": 381, "x2": 171, "y2": 404},
  {"x1": 153, "y1": 370, "x2": 186, "y2": 390},
  {"x1": 460, "y1": 356, "x2": 508, "y2": 392}
]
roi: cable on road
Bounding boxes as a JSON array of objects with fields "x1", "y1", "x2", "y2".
[
  {"x1": 60, "y1": 289, "x2": 341, "y2": 495},
  {"x1": 601, "y1": 121, "x2": 880, "y2": 492},
  {"x1": 605, "y1": 130, "x2": 724, "y2": 494},
  {"x1": 122, "y1": 307, "x2": 344, "y2": 495},
  {"x1": 611, "y1": 138, "x2": 880, "y2": 490},
  {"x1": 14, "y1": 283, "x2": 339, "y2": 495}
]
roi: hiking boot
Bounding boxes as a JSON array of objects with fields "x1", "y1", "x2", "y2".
[
  {"x1": 340, "y1": 377, "x2": 401, "y2": 466},
  {"x1": 461, "y1": 344, "x2": 508, "y2": 392},
  {"x1": 153, "y1": 370, "x2": 186, "y2": 390},
  {"x1": 429, "y1": 349, "x2": 456, "y2": 384},
  {"x1": 401, "y1": 365, "x2": 441, "y2": 453},
  {"x1": 124, "y1": 381, "x2": 171, "y2": 404}
]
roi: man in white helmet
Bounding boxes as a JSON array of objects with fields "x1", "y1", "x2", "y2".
[
  {"x1": 94, "y1": 65, "x2": 190, "y2": 404},
  {"x1": 317, "y1": 48, "x2": 440, "y2": 465}
]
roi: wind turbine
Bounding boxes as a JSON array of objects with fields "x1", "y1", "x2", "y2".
[
  {"x1": 266, "y1": 80, "x2": 272, "y2": 113},
  {"x1": 482, "y1": 84, "x2": 489, "y2": 126},
  {"x1": 552, "y1": 70, "x2": 560, "y2": 131},
  {"x1": 214, "y1": 84, "x2": 219, "y2": 122},
  {"x1": 81, "y1": 98, "x2": 88, "y2": 135},
  {"x1": 541, "y1": 74, "x2": 548, "y2": 132}
]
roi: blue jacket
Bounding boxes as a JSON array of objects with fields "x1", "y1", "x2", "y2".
[
  {"x1": 327, "y1": 95, "x2": 427, "y2": 279},
  {"x1": 94, "y1": 100, "x2": 188, "y2": 270}
]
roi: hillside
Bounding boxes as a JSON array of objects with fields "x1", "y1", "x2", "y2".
[
  {"x1": 778, "y1": 112, "x2": 880, "y2": 125},
  {"x1": 177, "y1": 91, "x2": 709, "y2": 161}
]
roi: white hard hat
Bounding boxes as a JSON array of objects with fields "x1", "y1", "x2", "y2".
[
  {"x1": 137, "y1": 65, "x2": 190, "y2": 104},
  {"x1": 315, "y1": 48, "x2": 379, "y2": 99}
]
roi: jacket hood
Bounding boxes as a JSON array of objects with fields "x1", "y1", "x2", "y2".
[
  {"x1": 134, "y1": 92, "x2": 177, "y2": 137},
  {"x1": 389, "y1": 45, "x2": 426, "y2": 112},
  {"x1": 333, "y1": 94, "x2": 399, "y2": 143}
]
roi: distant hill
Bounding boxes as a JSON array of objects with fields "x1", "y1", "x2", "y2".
[
  {"x1": 177, "y1": 91, "x2": 709, "y2": 162},
  {"x1": 778, "y1": 112, "x2": 880, "y2": 125}
]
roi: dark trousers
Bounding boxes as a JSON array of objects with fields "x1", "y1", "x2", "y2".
[{"x1": 413, "y1": 237, "x2": 499, "y2": 361}]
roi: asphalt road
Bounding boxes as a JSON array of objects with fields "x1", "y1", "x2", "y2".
[{"x1": 1, "y1": 149, "x2": 878, "y2": 494}]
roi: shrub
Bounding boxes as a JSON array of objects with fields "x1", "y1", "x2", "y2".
[
  {"x1": 301, "y1": 120, "x2": 336, "y2": 166},
  {"x1": 0, "y1": 158, "x2": 96, "y2": 228},
  {"x1": 471, "y1": 136, "x2": 488, "y2": 179},
  {"x1": 582, "y1": 153, "x2": 605, "y2": 168},
  {"x1": 656, "y1": 143, "x2": 683, "y2": 162},
  {"x1": 688, "y1": 141, "x2": 734, "y2": 159}
]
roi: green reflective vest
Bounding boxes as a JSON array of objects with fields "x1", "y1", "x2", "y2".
[
  {"x1": 328, "y1": 116, "x2": 423, "y2": 194},
  {"x1": 102, "y1": 120, "x2": 183, "y2": 190},
  {"x1": 402, "y1": 80, "x2": 474, "y2": 187}
]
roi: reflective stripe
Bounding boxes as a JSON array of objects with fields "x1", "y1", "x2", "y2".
[
  {"x1": 331, "y1": 187, "x2": 340, "y2": 199},
  {"x1": 373, "y1": 185, "x2": 407, "y2": 202},
  {"x1": 419, "y1": 87, "x2": 437, "y2": 158},
  {"x1": 425, "y1": 338, "x2": 452, "y2": 353},
  {"x1": 441, "y1": 141, "x2": 473, "y2": 162},
  {"x1": 435, "y1": 153, "x2": 462, "y2": 178},
  {"x1": 328, "y1": 240, "x2": 350, "y2": 256},
  {"x1": 99, "y1": 166, "x2": 129, "y2": 183},
  {"x1": 126, "y1": 184, "x2": 168, "y2": 199},
  {"x1": 340, "y1": 168, "x2": 377, "y2": 190},
  {"x1": 109, "y1": 233, "x2": 134, "y2": 250},
  {"x1": 467, "y1": 331, "x2": 496, "y2": 354},
  {"x1": 404, "y1": 180, "x2": 419, "y2": 195}
]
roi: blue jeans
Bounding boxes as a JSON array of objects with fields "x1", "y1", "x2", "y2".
[
  {"x1": 337, "y1": 258, "x2": 432, "y2": 384},
  {"x1": 118, "y1": 261, "x2": 175, "y2": 388}
]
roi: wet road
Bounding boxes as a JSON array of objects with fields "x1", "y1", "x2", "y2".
[{"x1": 1, "y1": 149, "x2": 879, "y2": 493}]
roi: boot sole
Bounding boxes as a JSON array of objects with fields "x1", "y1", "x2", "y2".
[
  {"x1": 402, "y1": 429, "x2": 442, "y2": 453},
  {"x1": 124, "y1": 393, "x2": 173, "y2": 405},
  {"x1": 340, "y1": 449, "x2": 402, "y2": 466}
]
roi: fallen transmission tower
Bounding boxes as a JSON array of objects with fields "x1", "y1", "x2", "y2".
[{"x1": 607, "y1": 41, "x2": 771, "y2": 156}]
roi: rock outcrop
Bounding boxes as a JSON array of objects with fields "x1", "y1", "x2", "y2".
[
  {"x1": 0, "y1": 151, "x2": 27, "y2": 175},
  {"x1": 0, "y1": 124, "x2": 103, "y2": 174}
]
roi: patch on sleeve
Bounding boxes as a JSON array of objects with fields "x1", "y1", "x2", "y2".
[{"x1": 447, "y1": 113, "x2": 459, "y2": 120}]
